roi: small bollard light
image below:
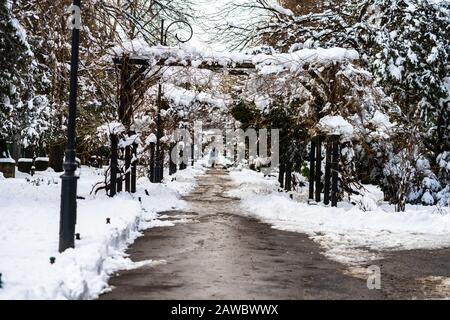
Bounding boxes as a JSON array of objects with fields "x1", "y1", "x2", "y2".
[
  {"x1": 50, "y1": 257, "x2": 56, "y2": 264},
  {"x1": 75, "y1": 233, "x2": 81, "y2": 240},
  {"x1": 0, "y1": 273, "x2": 3, "y2": 288},
  {"x1": 145, "y1": 189, "x2": 149, "y2": 196},
  {"x1": 106, "y1": 218, "x2": 111, "y2": 224}
]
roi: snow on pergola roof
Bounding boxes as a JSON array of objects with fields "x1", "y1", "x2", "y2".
[{"x1": 110, "y1": 40, "x2": 359, "y2": 76}]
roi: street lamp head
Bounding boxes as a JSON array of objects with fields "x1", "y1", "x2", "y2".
[{"x1": 163, "y1": 20, "x2": 194, "y2": 46}]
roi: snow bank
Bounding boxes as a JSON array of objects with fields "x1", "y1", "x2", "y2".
[
  {"x1": 0, "y1": 164, "x2": 206, "y2": 299},
  {"x1": 228, "y1": 169, "x2": 450, "y2": 266}
]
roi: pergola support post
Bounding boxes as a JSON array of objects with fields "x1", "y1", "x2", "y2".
[
  {"x1": 179, "y1": 147, "x2": 187, "y2": 171},
  {"x1": 169, "y1": 142, "x2": 177, "y2": 175},
  {"x1": 157, "y1": 149, "x2": 164, "y2": 182},
  {"x1": 285, "y1": 162, "x2": 292, "y2": 192},
  {"x1": 154, "y1": 84, "x2": 163, "y2": 183},
  {"x1": 315, "y1": 136, "x2": 322, "y2": 202},
  {"x1": 149, "y1": 142, "x2": 155, "y2": 183},
  {"x1": 131, "y1": 143, "x2": 137, "y2": 193},
  {"x1": 125, "y1": 144, "x2": 131, "y2": 192},
  {"x1": 116, "y1": 163, "x2": 123, "y2": 193},
  {"x1": 308, "y1": 139, "x2": 316, "y2": 200},
  {"x1": 323, "y1": 140, "x2": 332, "y2": 205},
  {"x1": 109, "y1": 134, "x2": 118, "y2": 197},
  {"x1": 278, "y1": 161, "x2": 285, "y2": 189},
  {"x1": 331, "y1": 135, "x2": 340, "y2": 207}
]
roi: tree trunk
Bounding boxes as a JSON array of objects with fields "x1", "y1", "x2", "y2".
[
  {"x1": 278, "y1": 162, "x2": 285, "y2": 188},
  {"x1": 48, "y1": 140, "x2": 65, "y2": 172},
  {"x1": 285, "y1": 162, "x2": 292, "y2": 191},
  {"x1": 0, "y1": 138, "x2": 9, "y2": 158}
]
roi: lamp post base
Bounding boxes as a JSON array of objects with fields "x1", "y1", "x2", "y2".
[{"x1": 59, "y1": 150, "x2": 79, "y2": 253}]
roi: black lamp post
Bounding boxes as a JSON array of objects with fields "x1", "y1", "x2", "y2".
[
  {"x1": 59, "y1": 0, "x2": 81, "y2": 253},
  {"x1": 153, "y1": 20, "x2": 165, "y2": 183},
  {"x1": 153, "y1": 19, "x2": 193, "y2": 183}
]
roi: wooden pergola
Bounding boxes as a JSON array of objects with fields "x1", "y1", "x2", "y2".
[
  {"x1": 108, "y1": 52, "x2": 257, "y2": 196},
  {"x1": 109, "y1": 45, "x2": 353, "y2": 205}
]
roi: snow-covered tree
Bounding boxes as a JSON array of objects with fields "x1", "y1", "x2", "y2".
[
  {"x1": 1, "y1": 0, "x2": 51, "y2": 158},
  {"x1": 215, "y1": 0, "x2": 449, "y2": 207},
  {"x1": 359, "y1": 0, "x2": 449, "y2": 206}
]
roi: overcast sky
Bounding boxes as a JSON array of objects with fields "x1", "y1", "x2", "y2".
[
  {"x1": 189, "y1": 0, "x2": 249, "y2": 51},
  {"x1": 188, "y1": 0, "x2": 229, "y2": 51}
]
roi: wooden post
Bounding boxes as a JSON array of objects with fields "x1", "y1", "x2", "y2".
[
  {"x1": 285, "y1": 162, "x2": 292, "y2": 192},
  {"x1": 179, "y1": 147, "x2": 187, "y2": 170},
  {"x1": 278, "y1": 161, "x2": 285, "y2": 189},
  {"x1": 159, "y1": 149, "x2": 164, "y2": 181},
  {"x1": 315, "y1": 136, "x2": 322, "y2": 202},
  {"x1": 125, "y1": 145, "x2": 131, "y2": 192},
  {"x1": 149, "y1": 142, "x2": 155, "y2": 183},
  {"x1": 118, "y1": 57, "x2": 131, "y2": 128},
  {"x1": 308, "y1": 139, "x2": 316, "y2": 199},
  {"x1": 169, "y1": 142, "x2": 177, "y2": 175},
  {"x1": 117, "y1": 162, "x2": 123, "y2": 193},
  {"x1": 131, "y1": 143, "x2": 137, "y2": 193},
  {"x1": 331, "y1": 135, "x2": 339, "y2": 207},
  {"x1": 323, "y1": 139, "x2": 332, "y2": 205},
  {"x1": 154, "y1": 85, "x2": 163, "y2": 184},
  {"x1": 109, "y1": 134, "x2": 118, "y2": 197},
  {"x1": 118, "y1": 56, "x2": 133, "y2": 192},
  {"x1": 223, "y1": 135, "x2": 226, "y2": 157}
]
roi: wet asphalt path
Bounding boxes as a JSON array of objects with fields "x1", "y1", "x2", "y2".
[{"x1": 100, "y1": 169, "x2": 449, "y2": 300}]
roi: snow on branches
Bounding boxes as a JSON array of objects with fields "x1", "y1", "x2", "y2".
[{"x1": 110, "y1": 40, "x2": 359, "y2": 76}]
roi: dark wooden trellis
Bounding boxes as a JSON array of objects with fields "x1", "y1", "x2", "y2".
[
  {"x1": 109, "y1": 56, "x2": 147, "y2": 197},
  {"x1": 109, "y1": 53, "x2": 257, "y2": 196},
  {"x1": 149, "y1": 141, "x2": 156, "y2": 182},
  {"x1": 308, "y1": 135, "x2": 340, "y2": 207},
  {"x1": 110, "y1": 47, "x2": 346, "y2": 202},
  {"x1": 148, "y1": 141, "x2": 165, "y2": 183}
]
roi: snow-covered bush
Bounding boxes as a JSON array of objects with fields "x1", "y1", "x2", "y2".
[
  {"x1": 217, "y1": 0, "x2": 449, "y2": 208},
  {"x1": 0, "y1": 0, "x2": 45, "y2": 156}
]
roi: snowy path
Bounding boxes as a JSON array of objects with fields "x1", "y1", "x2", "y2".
[
  {"x1": 100, "y1": 169, "x2": 385, "y2": 299},
  {"x1": 100, "y1": 168, "x2": 450, "y2": 299}
]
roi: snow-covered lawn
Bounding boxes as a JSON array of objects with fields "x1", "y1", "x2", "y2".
[
  {"x1": 0, "y1": 164, "x2": 205, "y2": 300},
  {"x1": 228, "y1": 168, "x2": 450, "y2": 266}
]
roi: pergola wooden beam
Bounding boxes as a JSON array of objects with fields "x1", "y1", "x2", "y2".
[{"x1": 113, "y1": 57, "x2": 256, "y2": 76}]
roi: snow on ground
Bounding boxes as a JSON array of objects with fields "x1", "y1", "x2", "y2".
[
  {"x1": 0, "y1": 163, "x2": 206, "y2": 300},
  {"x1": 228, "y1": 168, "x2": 450, "y2": 266}
]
